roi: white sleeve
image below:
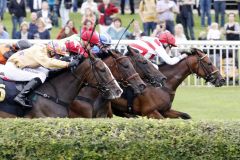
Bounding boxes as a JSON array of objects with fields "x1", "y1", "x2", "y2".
[{"x1": 155, "y1": 45, "x2": 181, "y2": 65}]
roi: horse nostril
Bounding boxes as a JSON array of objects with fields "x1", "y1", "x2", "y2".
[
  {"x1": 220, "y1": 79, "x2": 226, "y2": 85},
  {"x1": 139, "y1": 84, "x2": 146, "y2": 91},
  {"x1": 117, "y1": 89, "x2": 123, "y2": 95}
]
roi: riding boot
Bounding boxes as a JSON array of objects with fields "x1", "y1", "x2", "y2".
[{"x1": 14, "y1": 77, "x2": 42, "y2": 108}]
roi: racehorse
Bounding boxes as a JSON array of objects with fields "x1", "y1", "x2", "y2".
[
  {"x1": 69, "y1": 49, "x2": 147, "y2": 118},
  {"x1": 69, "y1": 48, "x2": 167, "y2": 118},
  {"x1": 111, "y1": 48, "x2": 225, "y2": 119},
  {"x1": 0, "y1": 54, "x2": 123, "y2": 118}
]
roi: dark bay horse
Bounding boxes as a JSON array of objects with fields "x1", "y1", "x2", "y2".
[
  {"x1": 0, "y1": 54, "x2": 123, "y2": 118},
  {"x1": 111, "y1": 48, "x2": 225, "y2": 119},
  {"x1": 69, "y1": 50, "x2": 147, "y2": 118},
  {"x1": 69, "y1": 48, "x2": 167, "y2": 118}
]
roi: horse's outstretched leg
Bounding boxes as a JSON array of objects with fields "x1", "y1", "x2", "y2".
[
  {"x1": 146, "y1": 110, "x2": 165, "y2": 119},
  {"x1": 162, "y1": 109, "x2": 191, "y2": 119}
]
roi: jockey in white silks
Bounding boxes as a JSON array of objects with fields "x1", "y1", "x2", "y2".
[
  {"x1": 128, "y1": 31, "x2": 187, "y2": 69},
  {"x1": 1, "y1": 31, "x2": 100, "y2": 108}
]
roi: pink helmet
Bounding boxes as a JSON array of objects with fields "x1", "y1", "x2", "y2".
[
  {"x1": 81, "y1": 31, "x2": 99, "y2": 45},
  {"x1": 158, "y1": 31, "x2": 177, "y2": 47}
]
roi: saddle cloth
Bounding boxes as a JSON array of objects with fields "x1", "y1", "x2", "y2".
[{"x1": 0, "y1": 78, "x2": 28, "y2": 116}]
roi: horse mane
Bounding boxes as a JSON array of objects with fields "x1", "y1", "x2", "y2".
[
  {"x1": 97, "y1": 51, "x2": 111, "y2": 60},
  {"x1": 180, "y1": 48, "x2": 205, "y2": 56}
]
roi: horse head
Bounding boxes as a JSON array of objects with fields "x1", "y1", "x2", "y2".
[
  {"x1": 184, "y1": 48, "x2": 225, "y2": 87},
  {"x1": 104, "y1": 49, "x2": 146, "y2": 95},
  {"x1": 126, "y1": 46, "x2": 167, "y2": 87},
  {"x1": 73, "y1": 53, "x2": 123, "y2": 99}
]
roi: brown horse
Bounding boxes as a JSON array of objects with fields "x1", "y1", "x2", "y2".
[
  {"x1": 111, "y1": 48, "x2": 225, "y2": 119},
  {"x1": 69, "y1": 48, "x2": 167, "y2": 118},
  {"x1": 69, "y1": 50, "x2": 147, "y2": 118},
  {"x1": 0, "y1": 54, "x2": 123, "y2": 118}
]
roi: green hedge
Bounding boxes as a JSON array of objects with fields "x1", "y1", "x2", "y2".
[{"x1": 0, "y1": 118, "x2": 240, "y2": 160}]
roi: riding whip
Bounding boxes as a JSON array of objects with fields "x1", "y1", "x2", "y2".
[
  {"x1": 114, "y1": 19, "x2": 134, "y2": 50},
  {"x1": 85, "y1": 18, "x2": 98, "y2": 57},
  {"x1": 79, "y1": 18, "x2": 98, "y2": 57}
]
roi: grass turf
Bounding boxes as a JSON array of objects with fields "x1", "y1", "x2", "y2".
[{"x1": 173, "y1": 86, "x2": 240, "y2": 120}]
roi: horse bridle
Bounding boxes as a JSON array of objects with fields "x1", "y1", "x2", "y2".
[
  {"x1": 185, "y1": 51, "x2": 219, "y2": 83},
  {"x1": 112, "y1": 55, "x2": 139, "y2": 87},
  {"x1": 128, "y1": 54, "x2": 163, "y2": 87},
  {"x1": 71, "y1": 58, "x2": 116, "y2": 94}
]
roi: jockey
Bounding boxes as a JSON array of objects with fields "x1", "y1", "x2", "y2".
[
  {"x1": 128, "y1": 31, "x2": 187, "y2": 66},
  {"x1": 0, "y1": 40, "x2": 32, "y2": 64},
  {"x1": 91, "y1": 33, "x2": 112, "y2": 58},
  {"x1": 4, "y1": 30, "x2": 100, "y2": 108},
  {"x1": 62, "y1": 31, "x2": 100, "y2": 57}
]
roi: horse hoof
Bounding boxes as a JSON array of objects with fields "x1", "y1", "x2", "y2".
[{"x1": 180, "y1": 113, "x2": 191, "y2": 119}]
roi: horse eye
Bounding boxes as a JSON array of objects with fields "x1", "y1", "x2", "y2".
[
  {"x1": 208, "y1": 62, "x2": 212, "y2": 66},
  {"x1": 99, "y1": 67, "x2": 106, "y2": 72},
  {"x1": 123, "y1": 64, "x2": 129, "y2": 68}
]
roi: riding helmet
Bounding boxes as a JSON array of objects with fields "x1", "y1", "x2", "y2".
[
  {"x1": 81, "y1": 30, "x2": 100, "y2": 45},
  {"x1": 158, "y1": 31, "x2": 177, "y2": 47},
  {"x1": 46, "y1": 41, "x2": 68, "y2": 56},
  {"x1": 99, "y1": 34, "x2": 112, "y2": 45},
  {"x1": 15, "y1": 39, "x2": 33, "y2": 50}
]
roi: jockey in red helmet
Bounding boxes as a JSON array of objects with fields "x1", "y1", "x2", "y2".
[
  {"x1": 128, "y1": 31, "x2": 187, "y2": 66},
  {"x1": 62, "y1": 31, "x2": 100, "y2": 57}
]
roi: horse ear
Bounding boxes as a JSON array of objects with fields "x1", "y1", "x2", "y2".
[
  {"x1": 127, "y1": 46, "x2": 139, "y2": 55},
  {"x1": 180, "y1": 50, "x2": 192, "y2": 55},
  {"x1": 109, "y1": 49, "x2": 118, "y2": 58},
  {"x1": 190, "y1": 48, "x2": 199, "y2": 54}
]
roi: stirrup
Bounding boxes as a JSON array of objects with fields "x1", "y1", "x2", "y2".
[{"x1": 14, "y1": 96, "x2": 32, "y2": 108}]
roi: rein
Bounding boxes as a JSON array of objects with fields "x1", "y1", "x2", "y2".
[{"x1": 34, "y1": 58, "x2": 114, "y2": 110}]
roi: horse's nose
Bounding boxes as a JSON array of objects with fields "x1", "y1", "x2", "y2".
[
  {"x1": 162, "y1": 77, "x2": 167, "y2": 81},
  {"x1": 219, "y1": 79, "x2": 226, "y2": 86},
  {"x1": 116, "y1": 89, "x2": 123, "y2": 96},
  {"x1": 139, "y1": 84, "x2": 146, "y2": 92}
]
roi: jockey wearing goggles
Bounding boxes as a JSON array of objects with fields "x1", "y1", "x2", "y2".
[
  {"x1": 60, "y1": 31, "x2": 100, "y2": 57},
  {"x1": 128, "y1": 31, "x2": 187, "y2": 66},
  {"x1": 91, "y1": 33, "x2": 112, "y2": 58},
  {"x1": 2, "y1": 31, "x2": 99, "y2": 108}
]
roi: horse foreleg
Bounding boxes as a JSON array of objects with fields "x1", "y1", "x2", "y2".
[
  {"x1": 162, "y1": 109, "x2": 191, "y2": 119},
  {"x1": 146, "y1": 110, "x2": 164, "y2": 119},
  {"x1": 106, "y1": 103, "x2": 113, "y2": 118}
]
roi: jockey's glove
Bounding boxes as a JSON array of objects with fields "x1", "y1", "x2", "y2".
[
  {"x1": 178, "y1": 53, "x2": 188, "y2": 60},
  {"x1": 68, "y1": 59, "x2": 79, "y2": 68}
]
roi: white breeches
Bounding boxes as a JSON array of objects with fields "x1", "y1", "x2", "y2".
[{"x1": 2, "y1": 62, "x2": 49, "y2": 83}]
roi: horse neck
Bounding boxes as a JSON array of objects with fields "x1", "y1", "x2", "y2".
[
  {"x1": 160, "y1": 58, "x2": 192, "y2": 91},
  {"x1": 103, "y1": 55, "x2": 120, "y2": 80},
  {"x1": 38, "y1": 60, "x2": 90, "y2": 103},
  {"x1": 39, "y1": 71, "x2": 82, "y2": 103}
]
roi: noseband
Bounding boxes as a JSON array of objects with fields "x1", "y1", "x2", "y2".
[{"x1": 185, "y1": 52, "x2": 219, "y2": 83}]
